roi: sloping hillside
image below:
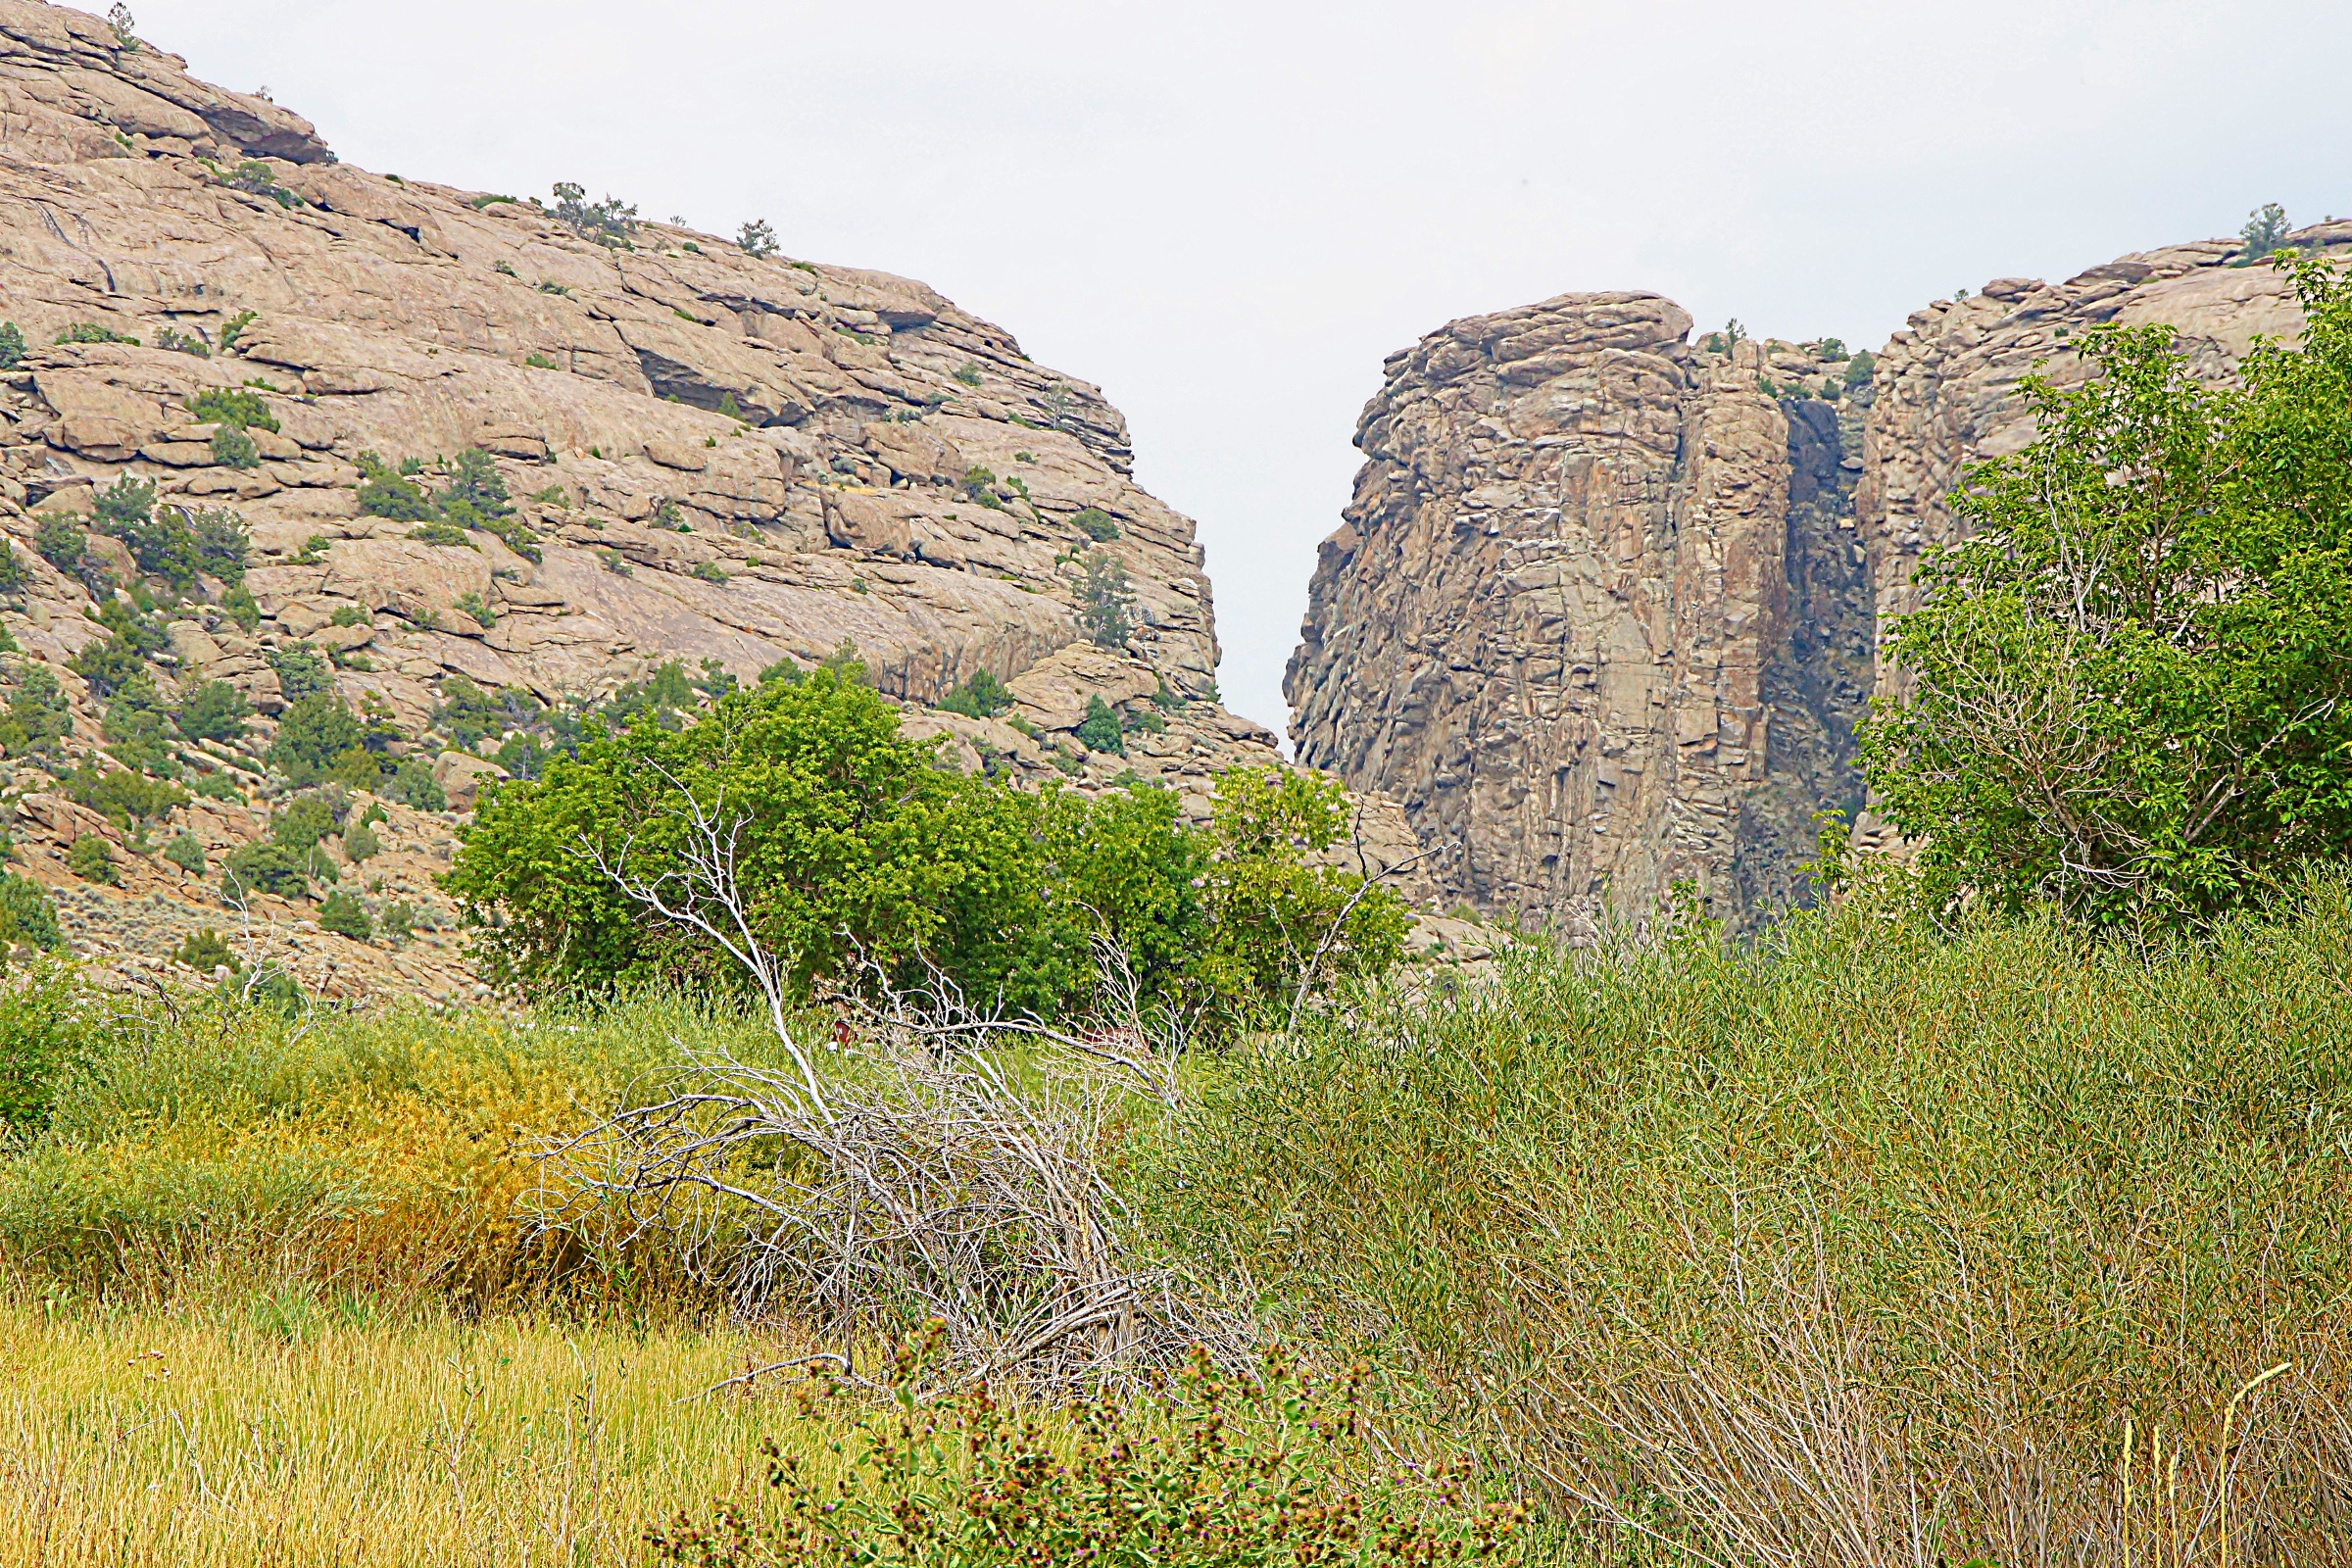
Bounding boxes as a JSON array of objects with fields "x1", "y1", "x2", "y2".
[{"x1": 0, "y1": 0, "x2": 1420, "y2": 999}]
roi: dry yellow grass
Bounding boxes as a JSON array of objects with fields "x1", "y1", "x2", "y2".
[{"x1": 0, "y1": 1300, "x2": 844, "y2": 1567}]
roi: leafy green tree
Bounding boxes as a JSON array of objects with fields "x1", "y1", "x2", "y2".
[
  {"x1": 0, "y1": 960, "x2": 89, "y2": 1129},
  {"x1": 450, "y1": 672, "x2": 1406, "y2": 1030},
  {"x1": 1861, "y1": 255, "x2": 2352, "y2": 929},
  {"x1": 0, "y1": 664, "x2": 72, "y2": 755},
  {"x1": 1190, "y1": 767, "x2": 1410, "y2": 1032}
]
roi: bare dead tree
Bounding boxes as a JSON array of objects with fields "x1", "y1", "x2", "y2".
[{"x1": 533, "y1": 772, "x2": 1249, "y2": 1391}]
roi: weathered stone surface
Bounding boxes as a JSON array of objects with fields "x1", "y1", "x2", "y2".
[
  {"x1": 0, "y1": 3, "x2": 1423, "y2": 996},
  {"x1": 1289, "y1": 293, "x2": 1867, "y2": 932},
  {"x1": 1296, "y1": 225, "x2": 2352, "y2": 931}
]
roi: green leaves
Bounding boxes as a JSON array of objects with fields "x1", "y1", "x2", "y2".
[
  {"x1": 1863, "y1": 255, "x2": 2352, "y2": 928},
  {"x1": 449, "y1": 675, "x2": 1406, "y2": 1031}
]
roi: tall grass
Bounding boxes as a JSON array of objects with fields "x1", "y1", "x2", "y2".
[
  {"x1": 0, "y1": 1298, "x2": 847, "y2": 1566},
  {"x1": 1149, "y1": 878, "x2": 2352, "y2": 1565},
  {"x1": 0, "y1": 993, "x2": 795, "y2": 1310}
]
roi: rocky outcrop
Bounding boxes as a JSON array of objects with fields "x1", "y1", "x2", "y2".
[
  {"x1": 1294, "y1": 223, "x2": 2352, "y2": 933},
  {"x1": 1287, "y1": 294, "x2": 1868, "y2": 931},
  {"x1": 0, "y1": 2, "x2": 1421, "y2": 997}
]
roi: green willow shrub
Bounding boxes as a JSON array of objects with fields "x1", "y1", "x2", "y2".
[
  {"x1": 450, "y1": 671, "x2": 1404, "y2": 1030},
  {"x1": 0, "y1": 960, "x2": 92, "y2": 1130},
  {"x1": 1863, "y1": 255, "x2": 2352, "y2": 929}
]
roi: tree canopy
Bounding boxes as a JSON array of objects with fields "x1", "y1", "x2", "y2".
[{"x1": 1860, "y1": 254, "x2": 2352, "y2": 928}]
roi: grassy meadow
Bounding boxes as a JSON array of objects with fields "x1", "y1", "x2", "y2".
[{"x1": 4, "y1": 879, "x2": 2352, "y2": 1563}]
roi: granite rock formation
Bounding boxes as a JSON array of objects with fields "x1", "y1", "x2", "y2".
[
  {"x1": 1291, "y1": 223, "x2": 2352, "y2": 932},
  {"x1": 0, "y1": 1, "x2": 1419, "y2": 999}
]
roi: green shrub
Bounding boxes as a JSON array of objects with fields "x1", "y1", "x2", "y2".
[
  {"x1": 455, "y1": 592, "x2": 495, "y2": 627},
  {"x1": 172, "y1": 927, "x2": 232, "y2": 971},
  {"x1": 1843, "y1": 349, "x2": 1876, "y2": 388},
  {"x1": 64, "y1": 761, "x2": 184, "y2": 830},
  {"x1": 952, "y1": 362, "x2": 983, "y2": 387},
  {"x1": 69, "y1": 598, "x2": 168, "y2": 697},
  {"x1": 957, "y1": 466, "x2": 1002, "y2": 509},
  {"x1": 163, "y1": 830, "x2": 206, "y2": 874},
  {"x1": 221, "y1": 840, "x2": 308, "y2": 900},
  {"x1": 316, "y1": 891, "x2": 371, "y2": 944},
  {"x1": 1074, "y1": 694, "x2": 1124, "y2": 755},
  {"x1": 1070, "y1": 506, "x2": 1120, "y2": 542},
  {"x1": 379, "y1": 902, "x2": 416, "y2": 945},
  {"x1": 737, "y1": 219, "x2": 778, "y2": 259},
  {"x1": 269, "y1": 644, "x2": 334, "y2": 704},
  {"x1": 224, "y1": 160, "x2": 300, "y2": 209},
  {"x1": 1075, "y1": 551, "x2": 1135, "y2": 650},
  {"x1": 0, "y1": 874, "x2": 61, "y2": 953},
  {"x1": 341, "y1": 819, "x2": 379, "y2": 863},
  {"x1": 267, "y1": 694, "x2": 365, "y2": 785},
  {"x1": 219, "y1": 309, "x2": 257, "y2": 350},
  {"x1": 688, "y1": 562, "x2": 727, "y2": 585},
  {"x1": 89, "y1": 477, "x2": 247, "y2": 590},
  {"x1": 100, "y1": 673, "x2": 174, "y2": 775},
  {"x1": 1154, "y1": 877, "x2": 2352, "y2": 1561},
  {"x1": 523, "y1": 351, "x2": 556, "y2": 369},
  {"x1": 67, "y1": 835, "x2": 116, "y2": 885},
  {"x1": 385, "y1": 756, "x2": 445, "y2": 812},
  {"x1": 154, "y1": 325, "x2": 208, "y2": 357},
  {"x1": 174, "y1": 679, "x2": 249, "y2": 742},
  {"x1": 54, "y1": 321, "x2": 136, "y2": 346},
  {"x1": 33, "y1": 516, "x2": 88, "y2": 577},
  {"x1": 647, "y1": 1337, "x2": 1520, "y2": 1568},
  {"x1": 0, "y1": 665, "x2": 72, "y2": 755},
  {"x1": 211, "y1": 426, "x2": 259, "y2": 469},
  {"x1": 408, "y1": 521, "x2": 471, "y2": 548},
  {"x1": 186, "y1": 386, "x2": 277, "y2": 432},
  {"x1": 551, "y1": 180, "x2": 638, "y2": 246},
  {"x1": 222, "y1": 583, "x2": 260, "y2": 631},
  {"x1": 0, "y1": 321, "x2": 23, "y2": 369},
  {"x1": 0, "y1": 960, "x2": 90, "y2": 1130},
  {"x1": 354, "y1": 451, "x2": 434, "y2": 522},
  {"x1": 936, "y1": 667, "x2": 1012, "y2": 719}
]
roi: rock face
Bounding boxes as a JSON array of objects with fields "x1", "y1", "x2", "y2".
[
  {"x1": 0, "y1": 2, "x2": 1421, "y2": 996},
  {"x1": 1287, "y1": 294, "x2": 1870, "y2": 931},
  {"x1": 1292, "y1": 224, "x2": 2352, "y2": 932}
]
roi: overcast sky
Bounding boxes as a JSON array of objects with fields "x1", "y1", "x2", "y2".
[{"x1": 136, "y1": 1, "x2": 2352, "y2": 740}]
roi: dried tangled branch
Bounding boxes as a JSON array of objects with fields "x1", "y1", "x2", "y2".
[{"x1": 533, "y1": 778, "x2": 1248, "y2": 1391}]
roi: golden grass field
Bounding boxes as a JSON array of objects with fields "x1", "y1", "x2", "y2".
[{"x1": 0, "y1": 1299, "x2": 844, "y2": 1568}]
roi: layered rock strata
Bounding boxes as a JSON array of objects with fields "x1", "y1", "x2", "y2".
[
  {"x1": 0, "y1": 1, "x2": 1419, "y2": 998},
  {"x1": 1293, "y1": 221, "x2": 2352, "y2": 931}
]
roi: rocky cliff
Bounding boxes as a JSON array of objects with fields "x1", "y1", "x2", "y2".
[
  {"x1": 1292, "y1": 224, "x2": 2352, "y2": 932},
  {"x1": 0, "y1": 1, "x2": 1416, "y2": 999}
]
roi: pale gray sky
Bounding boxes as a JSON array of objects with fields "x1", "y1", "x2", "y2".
[{"x1": 138, "y1": 1, "x2": 2352, "y2": 740}]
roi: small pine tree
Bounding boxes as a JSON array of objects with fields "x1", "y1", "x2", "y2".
[
  {"x1": 0, "y1": 321, "x2": 24, "y2": 371},
  {"x1": 67, "y1": 834, "x2": 116, "y2": 885},
  {"x1": 163, "y1": 830, "x2": 206, "y2": 874},
  {"x1": 1075, "y1": 552, "x2": 1136, "y2": 650},
  {"x1": 1075, "y1": 695, "x2": 1125, "y2": 756},
  {"x1": 174, "y1": 927, "x2": 233, "y2": 972},
  {"x1": 738, "y1": 219, "x2": 779, "y2": 259},
  {"x1": 317, "y1": 890, "x2": 371, "y2": 943}
]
